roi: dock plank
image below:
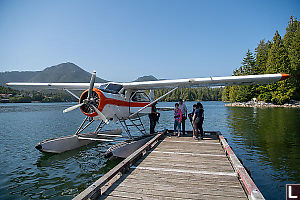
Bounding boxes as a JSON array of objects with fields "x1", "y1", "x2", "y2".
[
  {"x1": 125, "y1": 170, "x2": 241, "y2": 186},
  {"x1": 134, "y1": 157, "x2": 234, "y2": 170},
  {"x1": 99, "y1": 134, "x2": 248, "y2": 200},
  {"x1": 127, "y1": 169, "x2": 242, "y2": 186},
  {"x1": 103, "y1": 185, "x2": 246, "y2": 199},
  {"x1": 117, "y1": 177, "x2": 243, "y2": 192}
]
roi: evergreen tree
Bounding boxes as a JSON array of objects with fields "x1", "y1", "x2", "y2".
[
  {"x1": 255, "y1": 40, "x2": 272, "y2": 74},
  {"x1": 266, "y1": 31, "x2": 290, "y2": 73},
  {"x1": 255, "y1": 40, "x2": 273, "y2": 100},
  {"x1": 237, "y1": 50, "x2": 256, "y2": 101},
  {"x1": 154, "y1": 87, "x2": 223, "y2": 101},
  {"x1": 266, "y1": 30, "x2": 292, "y2": 104},
  {"x1": 228, "y1": 85, "x2": 238, "y2": 102},
  {"x1": 224, "y1": 50, "x2": 256, "y2": 102},
  {"x1": 241, "y1": 49, "x2": 256, "y2": 75},
  {"x1": 222, "y1": 86, "x2": 229, "y2": 102},
  {"x1": 283, "y1": 17, "x2": 300, "y2": 100}
]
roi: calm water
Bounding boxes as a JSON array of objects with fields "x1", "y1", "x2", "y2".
[{"x1": 0, "y1": 102, "x2": 299, "y2": 199}]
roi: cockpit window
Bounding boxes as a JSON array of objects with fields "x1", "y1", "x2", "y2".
[
  {"x1": 98, "y1": 83, "x2": 123, "y2": 94},
  {"x1": 131, "y1": 92, "x2": 150, "y2": 102},
  {"x1": 98, "y1": 84, "x2": 108, "y2": 91}
]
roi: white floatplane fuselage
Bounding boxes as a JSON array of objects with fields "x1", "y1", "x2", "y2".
[{"x1": 85, "y1": 88, "x2": 152, "y2": 122}]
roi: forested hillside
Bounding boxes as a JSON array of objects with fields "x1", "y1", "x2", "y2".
[
  {"x1": 222, "y1": 17, "x2": 299, "y2": 105},
  {"x1": 0, "y1": 85, "x2": 77, "y2": 103},
  {"x1": 154, "y1": 87, "x2": 223, "y2": 102}
]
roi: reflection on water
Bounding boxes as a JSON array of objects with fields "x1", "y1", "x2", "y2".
[
  {"x1": 2, "y1": 137, "x2": 119, "y2": 199},
  {"x1": 0, "y1": 102, "x2": 299, "y2": 199},
  {"x1": 0, "y1": 103, "x2": 124, "y2": 199},
  {"x1": 226, "y1": 107, "x2": 300, "y2": 200}
]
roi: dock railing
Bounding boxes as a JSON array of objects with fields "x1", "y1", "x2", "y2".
[
  {"x1": 218, "y1": 132, "x2": 265, "y2": 200},
  {"x1": 73, "y1": 129, "x2": 168, "y2": 200}
]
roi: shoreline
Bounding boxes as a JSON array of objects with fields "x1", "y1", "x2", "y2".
[
  {"x1": 2, "y1": 100, "x2": 300, "y2": 108},
  {"x1": 225, "y1": 101, "x2": 300, "y2": 108},
  {"x1": 0, "y1": 101, "x2": 77, "y2": 104}
]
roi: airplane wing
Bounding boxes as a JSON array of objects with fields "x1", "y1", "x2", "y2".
[
  {"x1": 5, "y1": 82, "x2": 105, "y2": 90},
  {"x1": 121, "y1": 73, "x2": 289, "y2": 90},
  {"x1": 6, "y1": 73, "x2": 289, "y2": 91}
]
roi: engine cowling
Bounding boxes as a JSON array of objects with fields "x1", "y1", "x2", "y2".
[{"x1": 79, "y1": 88, "x2": 103, "y2": 117}]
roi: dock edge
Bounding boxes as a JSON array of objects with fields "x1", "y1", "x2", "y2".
[{"x1": 218, "y1": 132, "x2": 265, "y2": 200}]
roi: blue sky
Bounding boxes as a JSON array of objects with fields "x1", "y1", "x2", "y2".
[{"x1": 0, "y1": 0, "x2": 299, "y2": 82}]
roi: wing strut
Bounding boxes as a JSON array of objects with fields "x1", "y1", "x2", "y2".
[
  {"x1": 129, "y1": 87, "x2": 178, "y2": 118},
  {"x1": 64, "y1": 89, "x2": 80, "y2": 100}
]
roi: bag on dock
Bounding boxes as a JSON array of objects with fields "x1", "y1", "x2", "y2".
[{"x1": 154, "y1": 113, "x2": 160, "y2": 123}]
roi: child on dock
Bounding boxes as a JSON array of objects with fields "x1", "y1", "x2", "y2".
[{"x1": 174, "y1": 103, "x2": 182, "y2": 137}]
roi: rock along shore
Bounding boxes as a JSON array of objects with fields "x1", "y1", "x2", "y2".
[{"x1": 225, "y1": 100, "x2": 300, "y2": 108}]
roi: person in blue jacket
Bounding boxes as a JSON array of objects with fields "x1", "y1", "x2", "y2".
[{"x1": 192, "y1": 102, "x2": 204, "y2": 140}]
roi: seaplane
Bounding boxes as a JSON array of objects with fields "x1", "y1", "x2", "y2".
[{"x1": 6, "y1": 72, "x2": 290, "y2": 155}]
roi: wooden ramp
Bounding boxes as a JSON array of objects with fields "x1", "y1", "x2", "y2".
[{"x1": 74, "y1": 130, "x2": 265, "y2": 200}]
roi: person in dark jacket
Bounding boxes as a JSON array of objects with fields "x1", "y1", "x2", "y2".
[
  {"x1": 149, "y1": 102, "x2": 159, "y2": 134},
  {"x1": 192, "y1": 102, "x2": 204, "y2": 140}
]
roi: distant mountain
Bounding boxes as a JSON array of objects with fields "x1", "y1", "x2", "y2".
[
  {"x1": 134, "y1": 75, "x2": 158, "y2": 82},
  {"x1": 0, "y1": 71, "x2": 38, "y2": 85},
  {"x1": 0, "y1": 62, "x2": 107, "y2": 85},
  {"x1": 1, "y1": 62, "x2": 161, "y2": 87}
]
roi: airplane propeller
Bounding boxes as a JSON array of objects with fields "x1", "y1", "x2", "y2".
[
  {"x1": 63, "y1": 103, "x2": 84, "y2": 113},
  {"x1": 63, "y1": 71, "x2": 109, "y2": 124}
]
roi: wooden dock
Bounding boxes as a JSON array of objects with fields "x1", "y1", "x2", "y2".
[{"x1": 74, "y1": 130, "x2": 265, "y2": 200}]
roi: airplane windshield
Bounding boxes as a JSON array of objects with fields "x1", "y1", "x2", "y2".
[{"x1": 99, "y1": 83, "x2": 123, "y2": 94}]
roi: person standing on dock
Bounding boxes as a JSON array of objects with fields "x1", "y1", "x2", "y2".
[
  {"x1": 174, "y1": 103, "x2": 183, "y2": 137},
  {"x1": 149, "y1": 102, "x2": 159, "y2": 134},
  {"x1": 189, "y1": 104, "x2": 197, "y2": 137},
  {"x1": 178, "y1": 99, "x2": 187, "y2": 135},
  {"x1": 193, "y1": 102, "x2": 204, "y2": 140},
  {"x1": 188, "y1": 104, "x2": 197, "y2": 125}
]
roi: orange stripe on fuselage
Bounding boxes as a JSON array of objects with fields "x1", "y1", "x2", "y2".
[
  {"x1": 100, "y1": 98, "x2": 150, "y2": 111},
  {"x1": 97, "y1": 89, "x2": 150, "y2": 112}
]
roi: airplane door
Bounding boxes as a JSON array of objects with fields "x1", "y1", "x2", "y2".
[{"x1": 130, "y1": 91, "x2": 151, "y2": 114}]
